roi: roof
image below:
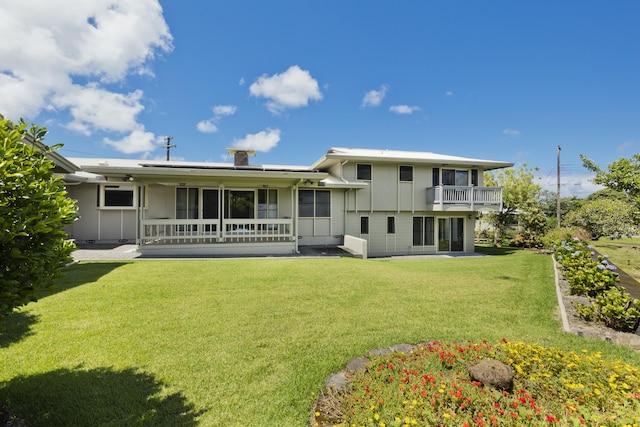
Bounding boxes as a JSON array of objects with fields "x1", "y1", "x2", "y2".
[
  {"x1": 67, "y1": 157, "x2": 311, "y2": 172},
  {"x1": 64, "y1": 157, "x2": 325, "y2": 183},
  {"x1": 310, "y1": 147, "x2": 514, "y2": 171}
]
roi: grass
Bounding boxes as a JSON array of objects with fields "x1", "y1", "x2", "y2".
[
  {"x1": 589, "y1": 237, "x2": 640, "y2": 282},
  {"x1": 1, "y1": 249, "x2": 640, "y2": 426}
]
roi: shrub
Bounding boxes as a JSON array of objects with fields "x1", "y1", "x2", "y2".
[
  {"x1": 554, "y1": 241, "x2": 617, "y2": 297},
  {"x1": 542, "y1": 227, "x2": 590, "y2": 250},
  {"x1": 0, "y1": 118, "x2": 77, "y2": 321},
  {"x1": 552, "y1": 238, "x2": 640, "y2": 332},
  {"x1": 574, "y1": 287, "x2": 640, "y2": 332}
]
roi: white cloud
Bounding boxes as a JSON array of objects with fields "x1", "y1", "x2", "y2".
[
  {"x1": 238, "y1": 77, "x2": 245, "y2": 86},
  {"x1": 103, "y1": 128, "x2": 158, "y2": 154},
  {"x1": 390, "y1": 105, "x2": 421, "y2": 114},
  {"x1": 196, "y1": 119, "x2": 218, "y2": 133},
  {"x1": 249, "y1": 65, "x2": 322, "y2": 114},
  {"x1": 537, "y1": 172, "x2": 604, "y2": 198},
  {"x1": 617, "y1": 140, "x2": 636, "y2": 151},
  {"x1": 213, "y1": 105, "x2": 237, "y2": 116},
  {"x1": 503, "y1": 128, "x2": 522, "y2": 137},
  {"x1": 0, "y1": 0, "x2": 172, "y2": 154},
  {"x1": 232, "y1": 128, "x2": 281, "y2": 152},
  {"x1": 445, "y1": 90, "x2": 454, "y2": 96},
  {"x1": 361, "y1": 85, "x2": 388, "y2": 108},
  {"x1": 53, "y1": 84, "x2": 145, "y2": 135},
  {"x1": 196, "y1": 104, "x2": 237, "y2": 133}
]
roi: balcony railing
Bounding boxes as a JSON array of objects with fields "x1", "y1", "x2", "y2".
[
  {"x1": 140, "y1": 218, "x2": 293, "y2": 245},
  {"x1": 426, "y1": 186, "x2": 502, "y2": 211}
]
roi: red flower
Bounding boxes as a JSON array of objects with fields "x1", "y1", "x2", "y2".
[{"x1": 546, "y1": 415, "x2": 558, "y2": 423}]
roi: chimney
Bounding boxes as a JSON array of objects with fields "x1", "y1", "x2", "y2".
[{"x1": 226, "y1": 148, "x2": 256, "y2": 167}]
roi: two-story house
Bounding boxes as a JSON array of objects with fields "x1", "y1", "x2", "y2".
[{"x1": 59, "y1": 147, "x2": 512, "y2": 258}]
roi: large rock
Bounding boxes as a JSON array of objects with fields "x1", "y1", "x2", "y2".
[{"x1": 468, "y1": 359, "x2": 514, "y2": 392}]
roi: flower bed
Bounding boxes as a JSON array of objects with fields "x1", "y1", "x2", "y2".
[{"x1": 313, "y1": 340, "x2": 640, "y2": 427}]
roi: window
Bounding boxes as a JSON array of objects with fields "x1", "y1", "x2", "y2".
[
  {"x1": 432, "y1": 168, "x2": 440, "y2": 186},
  {"x1": 360, "y1": 216, "x2": 369, "y2": 234},
  {"x1": 299, "y1": 189, "x2": 331, "y2": 217},
  {"x1": 387, "y1": 216, "x2": 395, "y2": 234},
  {"x1": 203, "y1": 190, "x2": 219, "y2": 219},
  {"x1": 399, "y1": 165, "x2": 413, "y2": 182},
  {"x1": 258, "y1": 189, "x2": 278, "y2": 219},
  {"x1": 224, "y1": 190, "x2": 255, "y2": 219},
  {"x1": 315, "y1": 190, "x2": 330, "y2": 217},
  {"x1": 471, "y1": 169, "x2": 479, "y2": 186},
  {"x1": 299, "y1": 190, "x2": 315, "y2": 217},
  {"x1": 99, "y1": 185, "x2": 135, "y2": 208},
  {"x1": 176, "y1": 188, "x2": 199, "y2": 219},
  {"x1": 412, "y1": 216, "x2": 434, "y2": 246},
  {"x1": 357, "y1": 164, "x2": 372, "y2": 180},
  {"x1": 442, "y1": 169, "x2": 469, "y2": 186}
]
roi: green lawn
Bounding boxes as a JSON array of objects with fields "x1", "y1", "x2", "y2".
[
  {"x1": 1, "y1": 249, "x2": 639, "y2": 426},
  {"x1": 589, "y1": 237, "x2": 640, "y2": 282}
]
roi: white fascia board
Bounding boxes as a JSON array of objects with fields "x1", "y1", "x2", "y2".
[{"x1": 311, "y1": 147, "x2": 513, "y2": 171}]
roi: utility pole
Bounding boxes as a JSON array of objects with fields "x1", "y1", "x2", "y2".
[
  {"x1": 557, "y1": 145, "x2": 561, "y2": 228},
  {"x1": 161, "y1": 136, "x2": 176, "y2": 161}
]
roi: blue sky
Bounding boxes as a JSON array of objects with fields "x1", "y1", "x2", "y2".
[{"x1": 1, "y1": 1, "x2": 639, "y2": 197}]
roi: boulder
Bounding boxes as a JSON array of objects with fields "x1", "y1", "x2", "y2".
[{"x1": 468, "y1": 359, "x2": 514, "y2": 392}]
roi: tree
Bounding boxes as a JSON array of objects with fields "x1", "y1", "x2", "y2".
[
  {"x1": 539, "y1": 190, "x2": 584, "y2": 227},
  {"x1": 484, "y1": 164, "x2": 542, "y2": 246},
  {"x1": 581, "y1": 154, "x2": 640, "y2": 203},
  {"x1": 0, "y1": 118, "x2": 77, "y2": 321},
  {"x1": 563, "y1": 198, "x2": 637, "y2": 240}
]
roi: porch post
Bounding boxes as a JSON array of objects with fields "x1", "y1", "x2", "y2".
[{"x1": 219, "y1": 184, "x2": 225, "y2": 242}]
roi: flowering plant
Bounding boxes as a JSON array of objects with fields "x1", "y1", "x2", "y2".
[
  {"x1": 327, "y1": 340, "x2": 640, "y2": 427},
  {"x1": 552, "y1": 239, "x2": 640, "y2": 331}
]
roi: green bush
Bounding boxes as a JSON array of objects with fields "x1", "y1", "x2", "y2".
[
  {"x1": 574, "y1": 287, "x2": 640, "y2": 332},
  {"x1": 554, "y1": 242, "x2": 617, "y2": 297},
  {"x1": 0, "y1": 118, "x2": 77, "y2": 321},
  {"x1": 542, "y1": 227, "x2": 591, "y2": 250},
  {"x1": 553, "y1": 238, "x2": 640, "y2": 332}
]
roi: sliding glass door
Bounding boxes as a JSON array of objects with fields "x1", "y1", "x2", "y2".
[{"x1": 438, "y1": 218, "x2": 464, "y2": 252}]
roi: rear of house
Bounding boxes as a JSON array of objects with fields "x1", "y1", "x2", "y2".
[{"x1": 59, "y1": 147, "x2": 512, "y2": 257}]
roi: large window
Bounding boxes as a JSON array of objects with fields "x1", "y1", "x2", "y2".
[
  {"x1": 299, "y1": 190, "x2": 330, "y2": 217},
  {"x1": 357, "y1": 164, "x2": 372, "y2": 180},
  {"x1": 99, "y1": 185, "x2": 135, "y2": 208},
  {"x1": 224, "y1": 190, "x2": 255, "y2": 219},
  {"x1": 399, "y1": 165, "x2": 413, "y2": 182},
  {"x1": 176, "y1": 188, "x2": 219, "y2": 219},
  {"x1": 442, "y1": 169, "x2": 469, "y2": 186},
  {"x1": 412, "y1": 216, "x2": 435, "y2": 246}
]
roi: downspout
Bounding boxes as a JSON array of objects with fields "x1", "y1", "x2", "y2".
[{"x1": 293, "y1": 184, "x2": 299, "y2": 253}]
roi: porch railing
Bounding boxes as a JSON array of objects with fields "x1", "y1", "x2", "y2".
[
  {"x1": 140, "y1": 218, "x2": 293, "y2": 245},
  {"x1": 426, "y1": 186, "x2": 502, "y2": 210}
]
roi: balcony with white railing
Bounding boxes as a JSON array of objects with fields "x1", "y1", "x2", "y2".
[
  {"x1": 426, "y1": 186, "x2": 503, "y2": 211},
  {"x1": 140, "y1": 218, "x2": 294, "y2": 245}
]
